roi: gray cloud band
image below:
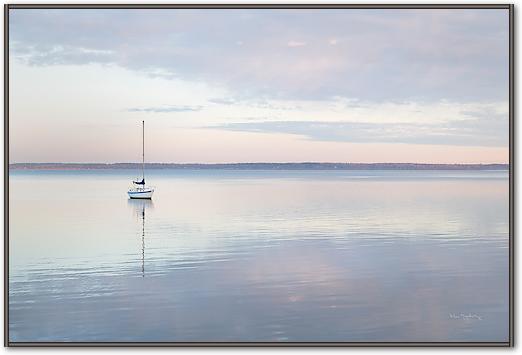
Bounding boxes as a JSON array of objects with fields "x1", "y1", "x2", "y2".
[{"x1": 9, "y1": 8, "x2": 509, "y2": 103}]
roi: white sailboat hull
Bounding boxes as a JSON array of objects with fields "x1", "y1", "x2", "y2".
[{"x1": 128, "y1": 188, "x2": 154, "y2": 199}]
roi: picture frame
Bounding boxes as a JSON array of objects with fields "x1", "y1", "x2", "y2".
[{"x1": 4, "y1": 3, "x2": 514, "y2": 347}]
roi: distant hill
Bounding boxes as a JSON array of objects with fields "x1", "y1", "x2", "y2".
[{"x1": 9, "y1": 162, "x2": 510, "y2": 170}]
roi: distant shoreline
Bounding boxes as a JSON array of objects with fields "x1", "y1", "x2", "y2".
[{"x1": 9, "y1": 163, "x2": 509, "y2": 171}]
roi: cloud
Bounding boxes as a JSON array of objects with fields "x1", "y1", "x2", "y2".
[
  {"x1": 11, "y1": 42, "x2": 115, "y2": 66},
  {"x1": 9, "y1": 9, "x2": 509, "y2": 103},
  {"x1": 208, "y1": 98, "x2": 236, "y2": 105},
  {"x1": 127, "y1": 105, "x2": 203, "y2": 113},
  {"x1": 216, "y1": 114, "x2": 508, "y2": 147},
  {"x1": 287, "y1": 40, "x2": 307, "y2": 47}
]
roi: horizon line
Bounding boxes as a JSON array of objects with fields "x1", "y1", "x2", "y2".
[
  {"x1": 9, "y1": 162, "x2": 510, "y2": 165},
  {"x1": 9, "y1": 162, "x2": 510, "y2": 172}
]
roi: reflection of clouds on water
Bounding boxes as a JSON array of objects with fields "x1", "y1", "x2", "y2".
[
  {"x1": 64, "y1": 238, "x2": 504, "y2": 342},
  {"x1": 8, "y1": 236, "x2": 508, "y2": 342},
  {"x1": 8, "y1": 171, "x2": 509, "y2": 342},
  {"x1": 209, "y1": 239, "x2": 507, "y2": 342}
]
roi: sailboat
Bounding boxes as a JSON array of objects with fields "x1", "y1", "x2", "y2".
[{"x1": 128, "y1": 121, "x2": 154, "y2": 199}]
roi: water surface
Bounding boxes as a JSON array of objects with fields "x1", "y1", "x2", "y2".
[{"x1": 9, "y1": 169, "x2": 509, "y2": 342}]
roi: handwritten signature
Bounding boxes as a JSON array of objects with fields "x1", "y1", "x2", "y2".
[{"x1": 449, "y1": 313, "x2": 483, "y2": 321}]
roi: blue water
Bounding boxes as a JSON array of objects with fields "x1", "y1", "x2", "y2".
[{"x1": 8, "y1": 169, "x2": 509, "y2": 342}]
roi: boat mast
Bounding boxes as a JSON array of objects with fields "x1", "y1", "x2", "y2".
[{"x1": 142, "y1": 120, "x2": 145, "y2": 181}]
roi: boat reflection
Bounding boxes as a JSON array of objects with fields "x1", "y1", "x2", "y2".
[{"x1": 128, "y1": 199, "x2": 154, "y2": 277}]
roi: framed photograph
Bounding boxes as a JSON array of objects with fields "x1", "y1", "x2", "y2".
[{"x1": 4, "y1": 3, "x2": 513, "y2": 347}]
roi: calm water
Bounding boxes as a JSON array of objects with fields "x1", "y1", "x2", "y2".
[{"x1": 8, "y1": 169, "x2": 509, "y2": 342}]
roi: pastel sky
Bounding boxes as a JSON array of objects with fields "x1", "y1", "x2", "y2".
[{"x1": 9, "y1": 8, "x2": 509, "y2": 163}]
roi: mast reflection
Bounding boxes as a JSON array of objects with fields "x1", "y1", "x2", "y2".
[{"x1": 128, "y1": 199, "x2": 154, "y2": 277}]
